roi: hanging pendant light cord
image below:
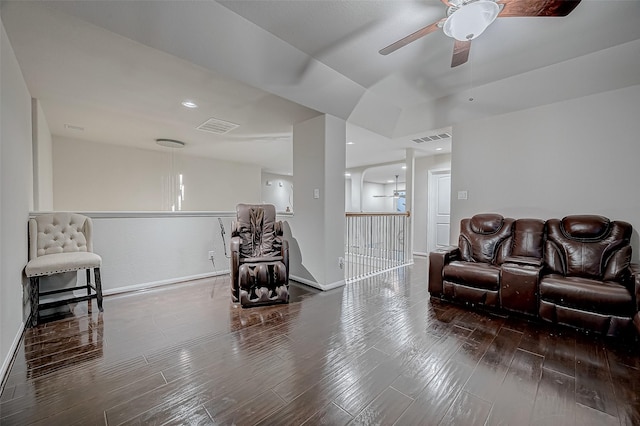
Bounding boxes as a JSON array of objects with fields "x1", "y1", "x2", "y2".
[{"x1": 468, "y1": 54, "x2": 474, "y2": 102}]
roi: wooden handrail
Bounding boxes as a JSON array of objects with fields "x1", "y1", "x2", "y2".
[{"x1": 345, "y1": 212, "x2": 410, "y2": 217}]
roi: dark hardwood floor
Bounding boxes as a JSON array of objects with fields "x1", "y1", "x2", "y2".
[{"x1": 1, "y1": 258, "x2": 640, "y2": 425}]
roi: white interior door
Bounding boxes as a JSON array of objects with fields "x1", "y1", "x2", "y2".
[{"x1": 427, "y1": 170, "x2": 451, "y2": 253}]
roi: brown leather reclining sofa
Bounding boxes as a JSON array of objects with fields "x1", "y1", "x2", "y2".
[{"x1": 429, "y1": 213, "x2": 640, "y2": 337}]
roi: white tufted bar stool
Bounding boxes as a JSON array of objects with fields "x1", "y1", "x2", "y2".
[{"x1": 25, "y1": 213, "x2": 103, "y2": 327}]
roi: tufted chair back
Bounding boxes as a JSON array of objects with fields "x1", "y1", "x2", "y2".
[
  {"x1": 232, "y1": 203, "x2": 282, "y2": 259},
  {"x1": 545, "y1": 215, "x2": 632, "y2": 281},
  {"x1": 459, "y1": 214, "x2": 515, "y2": 265},
  {"x1": 29, "y1": 213, "x2": 93, "y2": 261},
  {"x1": 25, "y1": 212, "x2": 103, "y2": 327}
]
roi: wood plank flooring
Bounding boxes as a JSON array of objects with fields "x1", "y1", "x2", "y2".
[{"x1": 1, "y1": 258, "x2": 640, "y2": 425}]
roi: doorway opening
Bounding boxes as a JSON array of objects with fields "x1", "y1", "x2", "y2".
[{"x1": 427, "y1": 169, "x2": 451, "y2": 253}]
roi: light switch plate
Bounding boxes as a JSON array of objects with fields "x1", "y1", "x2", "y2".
[
  {"x1": 457, "y1": 190, "x2": 468, "y2": 200},
  {"x1": 313, "y1": 188, "x2": 320, "y2": 199}
]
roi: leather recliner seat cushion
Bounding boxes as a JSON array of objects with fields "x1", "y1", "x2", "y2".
[
  {"x1": 540, "y1": 274, "x2": 634, "y2": 316},
  {"x1": 443, "y1": 261, "x2": 500, "y2": 290}
]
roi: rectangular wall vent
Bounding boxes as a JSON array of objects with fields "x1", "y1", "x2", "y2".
[
  {"x1": 197, "y1": 117, "x2": 239, "y2": 134},
  {"x1": 412, "y1": 132, "x2": 450, "y2": 143}
]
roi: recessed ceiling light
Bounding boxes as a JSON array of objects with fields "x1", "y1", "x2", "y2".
[
  {"x1": 181, "y1": 100, "x2": 198, "y2": 109},
  {"x1": 401, "y1": 165, "x2": 407, "y2": 169},
  {"x1": 436, "y1": 147, "x2": 443, "y2": 151},
  {"x1": 346, "y1": 141, "x2": 355, "y2": 145},
  {"x1": 345, "y1": 172, "x2": 351, "y2": 177},
  {"x1": 387, "y1": 180, "x2": 394, "y2": 183},
  {"x1": 156, "y1": 138, "x2": 186, "y2": 148},
  {"x1": 64, "y1": 124, "x2": 84, "y2": 131}
]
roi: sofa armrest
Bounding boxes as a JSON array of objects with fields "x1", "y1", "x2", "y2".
[
  {"x1": 428, "y1": 246, "x2": 459, "y2": 297},
  {"x1": 630, "y1": 263, "x2": 640, "y2": 335},
  {"x1": 630, "y1": 263, "x2": 640, "y2": 311}
]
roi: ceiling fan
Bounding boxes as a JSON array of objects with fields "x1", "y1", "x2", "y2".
[
  {"x1": 374, "y1": 175, "x2": 405, "y2": 198},
  {"x1": 379, "y1": 0, "x2": 582, "y2": 67}
]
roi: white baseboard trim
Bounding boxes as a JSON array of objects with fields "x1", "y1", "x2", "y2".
[
  {"x1": 1, "y1": 321, "x2": 25, "y2": 394},
  {"x1": 413, "y1": 252, "x2": 429, "y2": 257},
  {"x1": 345, "y1": 261, "x2": 414, "y2": 284},
  {"x1": 103, "y1": 270, "x2": 230, "y2": 296},
  {"x1": 291, "y1": 275, "x2": 346, "y2": 291}
]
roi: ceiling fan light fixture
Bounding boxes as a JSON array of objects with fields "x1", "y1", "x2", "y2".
[{"x1": 443, "y1": 0, "x2": 500, "y2": 41}]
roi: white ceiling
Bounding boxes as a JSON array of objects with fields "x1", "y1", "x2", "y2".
[{"x1": 2, "y1": 0, "x2": 639, "y2": 182}]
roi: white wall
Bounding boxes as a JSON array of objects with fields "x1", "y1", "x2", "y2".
[
  {"x1": 88, "y1": 213, "x2": 233, "y2": 294},
  {"x1": 345, "y1": 177, "x2": 352, "y2": 211},
  {"x1": 35, "y1": 211, "x2": 304, "y2": 301},
  {"x1": 53, "y1": 136, "x2": 261, "y2": 211},
  {"x1": 361, "y1": 181, "x2": 389, "y2": 212},
  {"x1": 32, "y1": 99, "x2": 53, "y2": 211},
  {"x1": 384, "y1": 181, "x2": 406, "y2": 212},
  {"x1": 451, "y1": 85, "x2": 640, "y2": 261},
  {"x1": 360, "y1": 181, "x2": 411, "y2": 213},
  {"x1": 413, "y1": 154, "x2": 451, "y2": 255},
  {"x1": 261, "y1": 172, "x2": 293, "y2": 213},
  {"x1": 1, "y1": 19, "x2": 33, "y2": 381}
]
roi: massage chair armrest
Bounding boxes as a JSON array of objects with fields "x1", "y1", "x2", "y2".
[
  {"x1": 230, "y1": 236, "x2": 241, "y2": 292},
  {"x1": 428, "y1": 246, "x2": 459, "y2": 297},
  {"x1": 230, "y1": 236, "x2": 240, "y2": 256},
  {"x1": 280, "y1": 239, "x2": 289, "y2": 278}
]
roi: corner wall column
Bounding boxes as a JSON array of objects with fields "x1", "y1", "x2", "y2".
[
  {"x1": 405, "y1": 148, "x2": 415, "y2": 260},
  {"x1": 287, "y1": 114, "x2": 346, "y2": 290}
]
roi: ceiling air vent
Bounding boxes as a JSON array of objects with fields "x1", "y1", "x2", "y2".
[
  {"x1": 197, "y1": 117, "x2": 239, "y2": 134},
  {"x1": 412, "y1": 132, "x2": 450, "y2": 143}
]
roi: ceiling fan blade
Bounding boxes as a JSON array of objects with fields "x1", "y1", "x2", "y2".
[
  {"x1": 497, "y1": 0, "x2": 581, "y2": 17},
  {"x1": 451, "y1": 39, "x2": 471, "y2": 67},
  {"x1": 379, "y1": 19, "x2": 443, "y2": 55}
]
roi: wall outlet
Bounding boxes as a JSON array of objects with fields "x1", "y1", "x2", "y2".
[
  {"x1": 208, "y1": 250, "x2": 215, "y2": 259},
  {"x1": 338, "y1": 256, "x2": 344, "y2": 269}
]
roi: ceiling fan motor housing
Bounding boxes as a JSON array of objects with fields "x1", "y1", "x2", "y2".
[{"x1": 444, "y1": 0, "x2": 500, "y2": 41}]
